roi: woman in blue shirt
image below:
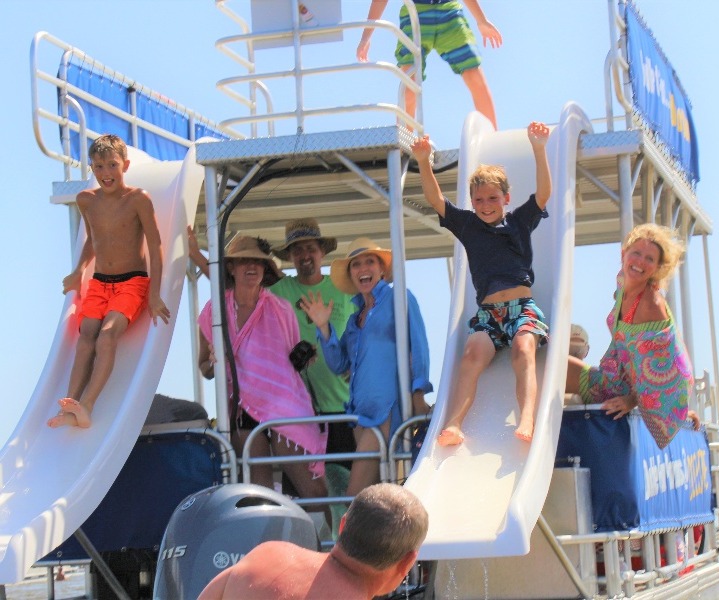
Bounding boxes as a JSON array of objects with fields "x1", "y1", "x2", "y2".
[{"x1": 301, "y1": 237, "x2": 432, "y2": 496}]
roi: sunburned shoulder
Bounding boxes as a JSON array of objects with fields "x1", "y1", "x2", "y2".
[
  {"x1": 644, "y1": 286, "x2": 669, "y2": 320},
  {"x1": 245, "y1": 541, "x2": 321, "y2": 566}
]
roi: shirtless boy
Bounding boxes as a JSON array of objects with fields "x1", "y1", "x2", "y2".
[
  {"x1": 47, "y1": 134, "x2": 169, "y2": 429},
  {"x1": 412, "y1": 122, "x2": 551, "y2": 444}
]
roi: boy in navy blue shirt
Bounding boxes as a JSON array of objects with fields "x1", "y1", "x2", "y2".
[{"x1": 411, "y1": 122, "x2": 551, "y2": 444}]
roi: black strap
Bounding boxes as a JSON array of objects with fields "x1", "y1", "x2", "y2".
[{"x1": 302, "y1": 368, "x2": 325, "y2": 433}]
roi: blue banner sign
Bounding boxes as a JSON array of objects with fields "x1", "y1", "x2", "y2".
[
  {"x1": 62, "y1": 62, "x2": 230, "y2": 162},
  {"x1": 557, "y1": 409, "x2": 712, "y2": 532},
  {"x1": 631, "y1": 415, "x2": 713, "y2": 532},
  {"x1": 624, "y1": 1, "x2": 699, "y2": 184}
]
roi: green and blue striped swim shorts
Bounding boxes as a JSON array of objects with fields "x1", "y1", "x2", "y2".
[{"x1": 396, "y1": 0, "x2": 482, "y2": 78}]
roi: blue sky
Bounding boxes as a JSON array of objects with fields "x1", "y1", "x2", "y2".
[{"x1": 1, "y1": 0, "x2": 717, "y2": 447}]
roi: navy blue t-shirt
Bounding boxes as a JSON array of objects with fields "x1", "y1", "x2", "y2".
[{"x1": 439, "y1": 194, "x2": 548, "y2": 305}]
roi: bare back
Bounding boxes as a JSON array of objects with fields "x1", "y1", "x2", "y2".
[
  {"x1": 78, "y1": 186, "x2": 157, "y2": 274},
  {"x1": 200, "y1": 542, "x2": 371, "y2": 600}
]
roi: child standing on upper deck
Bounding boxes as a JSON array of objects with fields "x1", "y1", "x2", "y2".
[
  {"x1": 411, "y1": 122, "x2": 551, "y2": 444},
  {"x1": 356, "y1": 0, "x2": 502, "y2": 129},
  {"x1": 48, "y1": 134, "x2": 170, "y2": 429}
]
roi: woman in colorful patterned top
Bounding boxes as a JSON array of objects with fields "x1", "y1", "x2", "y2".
[{"x1": 565, "y1": 223, "x2": 697, "y2": 449}]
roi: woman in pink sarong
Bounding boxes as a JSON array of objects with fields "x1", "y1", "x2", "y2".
[
  {"x1": 197, "y1": 234, "x2": 327, "y2": 498},
  {"x1": 566, "y1": 224, "x2": 697, "y2": 449}
]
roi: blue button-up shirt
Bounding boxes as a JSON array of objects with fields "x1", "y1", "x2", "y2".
[{"x1": 318, "y1": 280, "x2": 432, "y2": 436}]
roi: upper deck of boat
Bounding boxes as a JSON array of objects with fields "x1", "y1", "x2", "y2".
[{"x1": 190, "y1": 123, "x2": 711, "y2": 265}]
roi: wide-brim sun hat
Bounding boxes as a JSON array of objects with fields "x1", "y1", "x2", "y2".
[
  {"x1": 272, "y1": 218, "x2": 338, "y2": 261},
  {"x1": 330, "y1": 237, "x2": 393, "y2": 295},
  {"x1": 224, "y1": 234, "x2": 284, "y2": 287}
]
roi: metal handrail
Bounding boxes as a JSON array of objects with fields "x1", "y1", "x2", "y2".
[
  {"x1": 30, "y1": 31, "x2": 239, "y2": 175},
  {"x1": 214, "y1": 0, "x2": 270, "y2": 138},
  {"x1": 604, "y1": 0, "x2": 633, "y2": 133},
  {"x1": 556, "y1": 525, "x2": 718, "y2": 597},
  {"x1": 240, "y1": 414, "x2": 388, "y2": 484},
  {"x1": 387, "y1": 414, "x2": 431, "y2": 482},
  {"x1": 214, "y1": 0, "x2": 424, "y2": 136},
  {"x1": 238, "y1": 414, "x2": 388, "y2": 533}
]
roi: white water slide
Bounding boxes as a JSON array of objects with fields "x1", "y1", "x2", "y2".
[
  {"x1": 0, "y1": 145, "x2": 203, "y2": 583},
  {"x1": 405, "y1": 104, "x2": 593, "y2": 560}
]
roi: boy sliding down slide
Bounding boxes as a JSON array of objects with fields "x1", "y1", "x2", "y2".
[
  {"x1": 412, "y1": 122, "x2": 551, "y2": 444},
  {"x1": 48, "y1": 134, "x2": 169, "y2": 429}
]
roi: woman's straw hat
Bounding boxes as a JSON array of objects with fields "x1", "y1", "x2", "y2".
[
  {"x1": 272, "y1": 218, "x2": 338, "y2": 261},
  {"x1": 224, "y1": 234, "x2": 284, "y2": 287},
  {"x1": 330, "y1": 237, "x2": 393, "y2": 295}
]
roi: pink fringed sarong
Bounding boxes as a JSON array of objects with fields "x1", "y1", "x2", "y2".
[{"x1": 199, "y1": 289, "x2": 326, "y2": 476}]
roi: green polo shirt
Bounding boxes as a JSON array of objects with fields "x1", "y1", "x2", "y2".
[{"x1": 271, "y1": 275, "x2": 355, "y2": 413}]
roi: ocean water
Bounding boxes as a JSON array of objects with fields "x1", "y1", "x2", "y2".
[{"x1": 1, "y1": 568, "x2": 87, "y2": 600}]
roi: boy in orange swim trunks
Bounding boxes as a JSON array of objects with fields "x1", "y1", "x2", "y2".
[{"x1": 47, "y1": 134, "x2": 170, "y2": 429}]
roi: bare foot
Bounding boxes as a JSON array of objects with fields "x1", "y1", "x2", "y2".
[
  {"x1": 437, "y1": 427, "x2": 465, "y2": 446},
  {"x1": 47, "y1": 411, "x2": 79, "y2": 428},
  {"x1": 57, "y1": 397, "x2": 92, "y2": 428},
  {"x1": 514, "y1": 411, "x2": 534, "y2": 442},
  {"x1": 514, "y1": 425, "x2": 533, "y2": 442}
]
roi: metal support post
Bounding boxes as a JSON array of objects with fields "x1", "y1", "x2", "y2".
[
  {"x1": 388, "y1": 148, "x2": 412, "y2": 423},
  {"x1": 204, "y1": 165, "x2": 231, "y2": 437},
  {"x1": 536, "y1": 516, "x2": 593, "y2": 600},
  {"x1": 73, "y1": 528, "x2": 132, "y2": 600}
]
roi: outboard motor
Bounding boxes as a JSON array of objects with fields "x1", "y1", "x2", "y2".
[{"x1": 153, "y1": 483, "x2": 319, "y2": 599}]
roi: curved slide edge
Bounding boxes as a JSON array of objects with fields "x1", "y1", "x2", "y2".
[
  {"x1": 0, "y1": 144, "x2": 204, "y2": 583},
  {"x1": 405, "y1": 104, "x2": 593, "y2": 560}
]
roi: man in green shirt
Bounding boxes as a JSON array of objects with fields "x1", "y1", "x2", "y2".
[{"x1": 272, "y1": 219, "x2": 357, "y2": 463}]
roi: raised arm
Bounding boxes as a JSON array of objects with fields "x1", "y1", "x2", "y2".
[
  {"x1": 463, "y1": 0, "x2": 503, "y2": 49},
  {"x1": 357, "y1": 0, "x2": 389, "y2": 62},
  {"x1": 136, "y1": 190, "x2": 170, "y2": 325},
  {"x1": 527, "y1": 122, "x2": 551, "y2": 209},
  {"x1": 411, "y1": 135, "x2": 446, "y2": 218}
]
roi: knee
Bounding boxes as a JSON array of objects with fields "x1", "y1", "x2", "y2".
[
  {"x1": 95, "y1": 327, "x2": 122, "y2": 353},
  {"x1": 355, "y1": 428, "x2": 381, "y2": 453},
  {"x1": 77, "y1": 329, "x2": 98, "y2": 350},
  {"x1": 77, "y1": 323, "x2": 100, "y2": 345},
  {"x1": 511, "y1": 334, "x2": 536, "y2": 360},
  {"x1": 462, "y1": 334, "x2": 490, "y2": 363}
]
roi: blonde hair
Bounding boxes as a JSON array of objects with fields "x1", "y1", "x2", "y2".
[
  {"x1": 89, "y1": 134, "x2": 128, "y2": 162},
  {"x1": 622, "y1": 223, "x2": 684, "y2": 288},
  {"x1": 468, "y1": 164, "x2": 510, "y2": 196}
]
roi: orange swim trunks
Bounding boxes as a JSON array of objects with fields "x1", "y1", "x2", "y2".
[{"x1": 78, "y1": 271, "x2": 149, "y2": 327}]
